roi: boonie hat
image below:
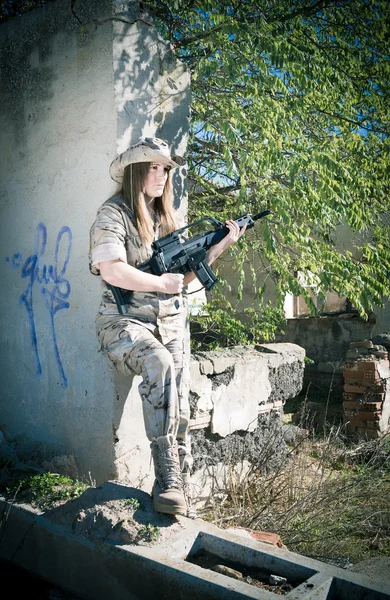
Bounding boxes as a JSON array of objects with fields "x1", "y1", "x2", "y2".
[{"x1": 109, "y1": 137, "x2": 186, "y2": 183}]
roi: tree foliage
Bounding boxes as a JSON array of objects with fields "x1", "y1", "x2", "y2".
[{"x1": 151, "y1": 0, "x2": 390, "y2": 335}]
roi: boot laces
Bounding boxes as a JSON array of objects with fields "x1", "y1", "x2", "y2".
[{"x1": 158, "y1": 446, "x2": 183, "y2": 490}]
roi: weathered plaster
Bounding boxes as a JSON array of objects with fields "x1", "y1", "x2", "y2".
[{"x1": 0, "y1": 0, "x2": 189, "y2": 485}]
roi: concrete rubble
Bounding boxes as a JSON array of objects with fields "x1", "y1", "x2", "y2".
[
  {"x1": 189, "y1": 343, "x2": 305, "y2": 433},
  {"x1": 187, "y1": 344, "x2": 306, "y2": 504}
]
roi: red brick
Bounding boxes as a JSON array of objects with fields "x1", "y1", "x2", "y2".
[
  {"x1": 343, "y1": 371, "x2": 381, "y2": 383},
  {"x1": 364, "y1": 402, "x2": 384, "y2": 411},
  {"x1": 346, "y1": 423, "x2": 381, "y2": 438},
  {"x1": 342, "y1": 361, "x2": 358, "y2": 371},
  {"x1": 344, "y1": 384, "x2": 367, "y2": 394},
  {"x1": 343, "y1": 372, "x2": 369, "y2": 384},
  {"x1": 363, "y1": 371, "x2": 381, "y2": 381},
  {"x1": 357, "y1": 360, "x2": 378, "y2": 372},
  {"x1": 343, "y1": 370, "x2": 364, "y2": 380},
  {"x1": 348, "y1": 413, "x2": 381, "y2": 425},
  {"x1": 360, "y1": 391, "x2": 385, "y2": 402},
  {"x1": 366, "y1": 384, "x2": 386, "y2": 394},
  {"x1": 354, "y1": 411, "x2": 381, "y2": 420},
  {"x1": 344, "y1": 400, "x2": 383, "y2": 410},
  {"x1": 347, "y1": 417, "x2": 368, "y2": 427},
  {"x1": 367, "y1": 393, "x2": 385, "y2": 402},
  {"x1": 343, "y1": 401, "x2": 361, "y2": 409},
  {"x1": 372, "y1": 351, "x2": 388, "y2": 360},
  {"x1": 343, "y1": 392, "x2": 363, "y2": 401},
  {"x1": 226, "y1": 528, "x2": 287, "y2": 549}
]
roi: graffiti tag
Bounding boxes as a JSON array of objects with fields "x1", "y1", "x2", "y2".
[{"x1": 6, "y1": 222, "x2": 72, "y2": 387}]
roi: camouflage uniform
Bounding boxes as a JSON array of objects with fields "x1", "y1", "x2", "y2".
[{"x1": 89, "y1": 195, "x2": 192, "y2": 473}]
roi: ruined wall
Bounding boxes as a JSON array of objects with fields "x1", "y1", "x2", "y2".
[
  {"x1": 107, "y1": 341, "x2": 306, "y2": 496},
  {"x1": 0, "y1": 0, "x2": 190, "y2": 484},
  {"x1": 275, "y1": 313, "x2": 377, "y2": 400},
  {"x1": 0, "y1": 0, "x2": 306, "y2": 498},
  {"x1": 188, "y1": 343, "x2": 305, "y2": 503}
]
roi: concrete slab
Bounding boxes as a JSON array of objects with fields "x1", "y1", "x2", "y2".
[{"x1": 1, "y1": 484, "x2": 389, "y2": 600}]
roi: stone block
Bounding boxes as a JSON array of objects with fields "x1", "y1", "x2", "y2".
[
  {"x1": 189, "y1": 360, "x2": 201, "y2": 380},
  {"x1": 207, "y1": 352, "x2": 237, "y2": 375},
  {"x1": 210, "y1": 360, "x2": 269, "y2": 436},
  {"x1": 350, "y1": 340, "x2": 373, "y2": 349},
  {"x1": 377, "y1": 360, "x2": 390, "y2": 380},
  {"x1": 199, "y1": 359, "x2": 214, "y2": 375},
  {"x1": 189, "y1": 358, "x2": 213, "y2": 417},
  {"x1": 189, "y1": 344, "x2": 305, "y2": 482}
]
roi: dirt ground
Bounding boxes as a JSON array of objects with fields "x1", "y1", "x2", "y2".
[{"x1": 39, "y1": 480, "x2": 186, "y2": 547}]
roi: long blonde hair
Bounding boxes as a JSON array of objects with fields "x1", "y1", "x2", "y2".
[{"x1": 122, "y1": 162, "x2": 178, "y2": 246}]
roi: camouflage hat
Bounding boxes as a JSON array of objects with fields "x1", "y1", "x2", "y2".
[{"x1": 109, "y1": 137, "x2": 186, "y2": 183}]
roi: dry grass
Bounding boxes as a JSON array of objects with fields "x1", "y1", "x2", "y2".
[{"x1": 200, "y1": 425, "x2": 390, "y2": 565}]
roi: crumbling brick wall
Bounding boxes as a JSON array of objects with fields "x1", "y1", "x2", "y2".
[{"x1": 342, "y1": 336, "x2": 390, "y2": 439}]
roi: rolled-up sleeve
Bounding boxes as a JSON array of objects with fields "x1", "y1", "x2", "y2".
[{"x1": 89, "y1": 202, "x2": 127, "y2": 276}]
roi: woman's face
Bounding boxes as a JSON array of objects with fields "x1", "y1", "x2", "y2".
[{"x1": 144, "y1": 162, "x2": 170, "y2": 199}]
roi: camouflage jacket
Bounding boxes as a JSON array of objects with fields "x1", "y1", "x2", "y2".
[{"x1": 89, "y1": 195, "x2": 187, "y2": 344}]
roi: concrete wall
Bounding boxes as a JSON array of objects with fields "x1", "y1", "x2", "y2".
[
  {"x1": 112, "y1": 342, "x2": 306, "y2": 494},
  {"x1": 0, "y1": 0, "x2": 190, "y2": 484}
]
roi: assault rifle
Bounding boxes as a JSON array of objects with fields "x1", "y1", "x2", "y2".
[{"x1": 108, "y1": 210, "x2": 271, "y2": 314}]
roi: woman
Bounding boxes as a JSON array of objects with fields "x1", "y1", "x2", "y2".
[{"x1": 89, "y1": 137, "x2": 244, "y2": 517}]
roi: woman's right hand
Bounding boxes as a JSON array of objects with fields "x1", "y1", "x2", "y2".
[{"x1": 159, "y1": 273, "x2": 184, "y2": 294}]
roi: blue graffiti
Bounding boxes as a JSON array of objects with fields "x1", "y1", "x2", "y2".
[{"x1": 6, "y1": 223, "x2": 72, "y2": 387}]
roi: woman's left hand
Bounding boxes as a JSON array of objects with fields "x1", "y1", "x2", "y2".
[
  {"x1": 203, "y1": 219, "x2": 247, "y2": 268},
  {"x1": 215, "y1": 220, "x2": 247, "y2": 253}
]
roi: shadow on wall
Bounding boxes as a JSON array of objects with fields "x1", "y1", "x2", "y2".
[
  {"x1": 113, "y1": 10, "x2": 190, "y2": 211},
  {"x1": 100, "y1": 8, "x2": 191, "y2": 483},
  {"x1": 1, "y1": 12, "x2": 58, "y2": 147}
]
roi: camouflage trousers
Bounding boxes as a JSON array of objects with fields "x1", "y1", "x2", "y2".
[{"x1": 97, "y1": 317, "x2": 192, "y2": 473}]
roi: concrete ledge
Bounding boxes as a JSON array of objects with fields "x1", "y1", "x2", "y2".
[
  {"x1": 112, "y1": 343, "x2": 305, "y2": 497},
  {"x1": 1, "y1": 485, "x2": 389, "y2": 600},
  {"x1": 189, "y1": 344, "x2": 305, "y2": 434}
]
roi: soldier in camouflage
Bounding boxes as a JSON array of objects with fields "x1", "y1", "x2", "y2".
[{"x1": 89, "y1": 137, "x2": 244, "y2": 516}]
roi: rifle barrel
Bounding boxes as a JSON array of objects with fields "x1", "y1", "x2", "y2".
[{"x1": 252, "y1": 210, "x2": 271, "y2": 221}]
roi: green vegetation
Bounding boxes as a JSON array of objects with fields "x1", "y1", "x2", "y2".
[
  {"x1": 7, "y1": 472, "x2": 88, "y2": 510},
  {"x1": 3, "y1": 1, "x2": 389, "y2": 344},
  {"x1": 138, "y1": 523, "x2": 161, "y2": 542},
  {"x1": 201, "y1": 428, "x2": 390, "y2": 564},
  {"x1": 191, "y1": 292, "x2": 286, "y2": 349},
  {"x1": 151, "y1": 0, "x2": 390, "y2": 343},
  {"x1": 121, "y1": 497, "x2": 144, "y2": 511}
]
